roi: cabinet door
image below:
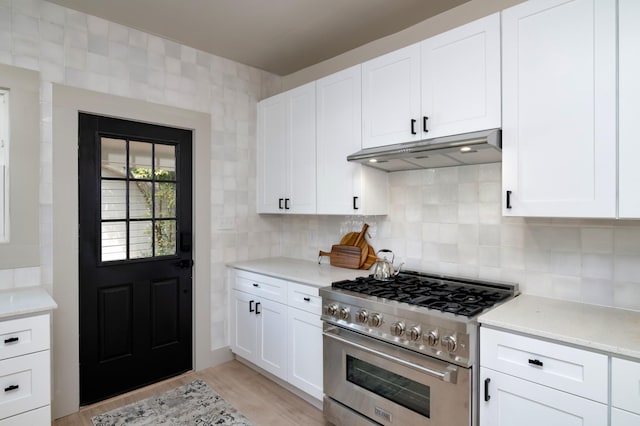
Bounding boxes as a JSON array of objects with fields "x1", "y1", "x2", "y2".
[
  {"x1": 501, "y1": 0, "x2": 616, "y2": 218},
  {"x1": 316, "y1": 65, "x2": 363, "y2": 215},
  {"x1": 362, "y1": 43, "x2": 421, "y2": 148},
  {"x1": 611, "y1": 357, "x2": 640, "y2": 415},
  {"x1": 229, "y1": 290, "x2": 257, "y2": 362},
  {"x1": 256, "y1": 298, "x2": 287, "y2": 380},
  {"x1": 480, "y1": 368, "x2": 608, "y2": 426},
  {"x1": 612, "y1": 408, "x2": 640, "y2": 426},
  {"x1": 618, "y1": 0, "x2": 640, "y2": 218},
  {"x1": 286, "y1": 82, "x2": 316, "y2": 214},
  {"x1": 257, "y1": 93, "x2": 287, "y2": 213},
  {"x1": 421, "y1": 13, "x2": 500, "y2": 138},
  {"x1": 287, "y1": 307, "x2": 323, "y2": 400}
]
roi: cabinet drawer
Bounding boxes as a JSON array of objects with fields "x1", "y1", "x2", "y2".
[
  {"x1": 287, "y1": 283, "x2": 321, "y2": 315},
  {"x1": 612, "y1": 357, "x2": 640, "y2": 414},
  {"x1": 480, "y1": 327, "x2": 607, "y2": 403},
  {"x1": 612, "y1": 407, "x2": 640, "y2": 426},
  {"x1": 0, "y1": 406, "x2": 50, "y2": 426},
  {"x1": 233, "y1": 270, "x2": 287, "y2": 302},
  {"x1": 0, "y1": 350, "x2": 50, "y2": 420},
  {"x1": 0, "y1": 315, "x2": 50, "y2": 361}
]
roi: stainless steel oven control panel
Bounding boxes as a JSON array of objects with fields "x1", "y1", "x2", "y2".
[{"x1": 322, "y1": 299, "x2": 471, "y2": 367}]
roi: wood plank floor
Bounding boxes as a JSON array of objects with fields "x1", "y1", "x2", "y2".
[{"x1": 54, "y1": 360, "x2": 328, "y2": 426}]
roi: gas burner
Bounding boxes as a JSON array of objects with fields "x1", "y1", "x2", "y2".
[{"x1": 332, "y1": 270, "x2": 514, "y2": 318}]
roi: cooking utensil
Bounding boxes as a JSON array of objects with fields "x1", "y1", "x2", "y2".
[
  {"x1": 318, "y1": 245, "x2": 363, "y2": 269},
  {"x1": 372, "y1": 249, "x2": 404, "y2": 280}
]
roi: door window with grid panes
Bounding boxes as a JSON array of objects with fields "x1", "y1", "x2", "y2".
[{"x1": 100, "y1": 137, "x2": 178, "y2": 261}]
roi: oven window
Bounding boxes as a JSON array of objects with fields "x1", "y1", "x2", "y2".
[{"x1": 346, "y1": 355, "x2": 430, "y2": 417}]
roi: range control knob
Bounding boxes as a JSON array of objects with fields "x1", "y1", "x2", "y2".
[
  {"x1": 339, "y1": 306, "x2": 350, "y2": 320},
  {"x1": 355, "y1": 309, "x2": 368, "y2": 323},
  {"x1": 424, "y1": 329, "x2": 439, "y2": 347},
  {"x1": 326, "y1": 303, "x2": 338, "y2": 317},
  {"x1": 442, "y1": 334, "x2": 457, "y2": 352},
  {"x1": 368, "y1": 313, "x2": 383, "y2": 328},
  {"x1": 408, "y1": 325, "x2": 422, "y2": 341},
  {"x1": 390, "y1": 321, "x2": 405, "y2": 337}
]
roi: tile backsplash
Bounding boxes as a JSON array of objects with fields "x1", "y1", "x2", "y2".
[{"x1": 279, "y1": 163, "x2": 640, "y2": 312}]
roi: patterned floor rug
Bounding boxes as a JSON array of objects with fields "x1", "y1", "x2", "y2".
[{"x1": 91, "y1": 379, "x2": 255, "y2": 426}]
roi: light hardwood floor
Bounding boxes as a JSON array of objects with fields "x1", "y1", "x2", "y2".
[{"x1": 54, "y1": 360, "x2": 327, "y2": 426}]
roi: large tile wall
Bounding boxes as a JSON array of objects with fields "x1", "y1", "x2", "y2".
[
  {"x1": 0, "y1": 0, "x2": 282, "y2": 350},
  {"x1": 280, "y1": 163, "x2": 640, "y2": 312}
]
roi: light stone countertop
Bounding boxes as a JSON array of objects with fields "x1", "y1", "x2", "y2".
[
  {"x1": 227, "y1": 257, "x2": 370, "y2": 288},
  {"x1": 478, "y1": 294, "x2": 640, "y2": 359},
  {"x1": 0, "y1": 286, "x2": 58, "y2": 320}
]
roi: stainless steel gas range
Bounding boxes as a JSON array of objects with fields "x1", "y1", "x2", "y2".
[{"x1": 320, "y1": 270, "x2": 518, "y2": 426}]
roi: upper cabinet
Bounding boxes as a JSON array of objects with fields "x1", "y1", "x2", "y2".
[
  {"x1": 361, "y1": 13, "x2": 501, "y2": 149},
  {"x1": 618, "y1": 0, "x2": 640, "y2": 219},
  {"x1": 316, "y1": 65, "x2": 388, "y2": 215},
  {"x1": 501, "y1": 0, "x2": 617, "y2": 218},
  {"x1": 420, "y1": 13, "x2": 501, "y2": 139},
  {"x1": 257, "y1": 82, "x2": 316, "y2": 214}
]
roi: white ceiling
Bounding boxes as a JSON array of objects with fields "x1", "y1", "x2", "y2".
[{"x1": 46, "y1": 0, "x2": 469, "y2": 75}]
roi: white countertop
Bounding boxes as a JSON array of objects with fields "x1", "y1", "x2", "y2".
[
  {"x1": 479, "y1": 294, "x2": 640, "y2": 359},
  {"x1": 227, "y1": 257, "x2": 369, "y2": 288},
  {"x1": 0, "y1": 286, "x2": 58, "y2": 320}
]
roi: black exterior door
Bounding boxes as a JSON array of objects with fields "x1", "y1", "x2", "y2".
[{"x1": 78, "y1": 113, "x2": 193, "y2": 405}]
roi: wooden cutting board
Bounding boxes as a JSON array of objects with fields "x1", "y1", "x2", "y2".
[
  {"x1": 318, "y1": 245, "x2": 362, "y2": 269},
  {"x1": 339, "y1": 223, "x2": 369, "y2": 267}
]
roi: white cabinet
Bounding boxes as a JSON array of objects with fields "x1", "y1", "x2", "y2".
[
  {"x1": 501, "y1": 0, "x2": 617, "y2": 218},
  {"x1": 316, "y1": 65, "x2": 388, "y2": 215},
  {"x1": 618, "y1": 0, "x2": 640, "y2": 218},
  {"x1": 479, "y1": 368, "x2": 608, "y2": 426},
  {"x1": 0, "y1": 313, "x2": 51, "y2": 425},
  {"x1": 362, "y1": 13, "x2": 500, "y2": 149},
  {"x1": 362, "y1": 43, "x2": 422, "y2": 148},
  {"x1": 420, "y1": 13, "x2": 500, "y2": 139},
  {"x1": 611, "y1": 357, "x2": 640, "y2": 425},
  {"x1": 287, "y1": 282, "x2": 323, "y2": 400},
  {"x1": 257, "y1": 82, "x2": 316, "y2": 214},
  {"x1": 229, "y1": 269, "x2": 326, "y2": 401},
  {"x1": 480, "y1": 327, "x2": 608, "y2": 426},
  {"x1": 229, "y1": 272, "x2": 288, "y2": 379}
]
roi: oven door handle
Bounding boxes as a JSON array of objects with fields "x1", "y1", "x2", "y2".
[{"x1": 324, "y1": 329, "x2": 457, "y2": 384}]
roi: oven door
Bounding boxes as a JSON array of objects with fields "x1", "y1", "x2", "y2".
[{"x1": 323, "y1": 325, "x2": 471, "y2": 426}]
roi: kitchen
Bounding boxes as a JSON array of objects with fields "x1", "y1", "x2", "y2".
[{"x1": 1, "y1": 0, "x2": 639, "y2": 425}]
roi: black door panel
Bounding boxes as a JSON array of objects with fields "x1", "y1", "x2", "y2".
[{"x1": 78, "y1": 113, "x2": 193, "y2": 405}]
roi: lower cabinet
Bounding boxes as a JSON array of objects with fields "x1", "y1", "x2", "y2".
[
  {"x1": 479, "y1": 368, "x2": 607, "y2": 426},
  {"x1": 229, "y1": 269, "x2": 324, "y2": 401},
  {"x1": 287, "y1": 307, "x2": 323, "y2": 400},
  {"x1": 611, "y1": 357, "x2": 640, "y2": 426},
  {"x1": 229, "y1": 289, "x2": 287, "y2": 380}
]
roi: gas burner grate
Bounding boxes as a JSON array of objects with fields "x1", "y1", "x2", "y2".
[{"x1": 332, "y1": 272, "x2": 512, "y2": 318}]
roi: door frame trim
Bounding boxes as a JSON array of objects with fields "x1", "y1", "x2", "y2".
[{"x1": 52, "y1": 85, "x2": 224, "y2": 419}]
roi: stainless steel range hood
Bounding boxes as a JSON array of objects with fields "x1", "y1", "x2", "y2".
[{"x1": 347, "y1": 128, "x2": 501, "y2": 172}]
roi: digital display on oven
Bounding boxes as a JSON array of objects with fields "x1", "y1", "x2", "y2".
[{"x1": 346, "y1": 355, "x2": 431, "y2": 418}]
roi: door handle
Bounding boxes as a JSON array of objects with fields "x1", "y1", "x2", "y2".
[
  {"x1": 353, "y1": 196, "x2": 359, "y2": 210},
  {"x1": 410, "y1": 119, "x2": 417, "y2": 135},
  {"x1": 173, "y1": 259, "x2": 194, "y2": 269},
  {"x1": 284, "y1": 198, "x2": 290, "y2": 210},
  {"x1": 506, "y1": 190, "x2": 512, "y2": 209},
  {"x1": 249, "y1": 300, "x2": 255, "y2": 313},
  {"x1": 278, "y1": 198, "x2": 284, "y2": 209},
  {"x1": 255, "y1": 302, "x2": 261, "y2": 315}
]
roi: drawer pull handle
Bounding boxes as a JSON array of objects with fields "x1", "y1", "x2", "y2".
[
  {"x1": 303, "y1": 297, "x2": 311, "y2": 302},
  {"x1": 252, "y1": 283, "x2": 259, "y2": 287},
  {"x1": 4, "y1": 337, "x2": 19, "y2": 344},
  {"x1": 4, "y1": 385, "x2": 19, "y2": 392},
  {"x1": 528, "y1": 358, "x2": 543, "y2": 367}
]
